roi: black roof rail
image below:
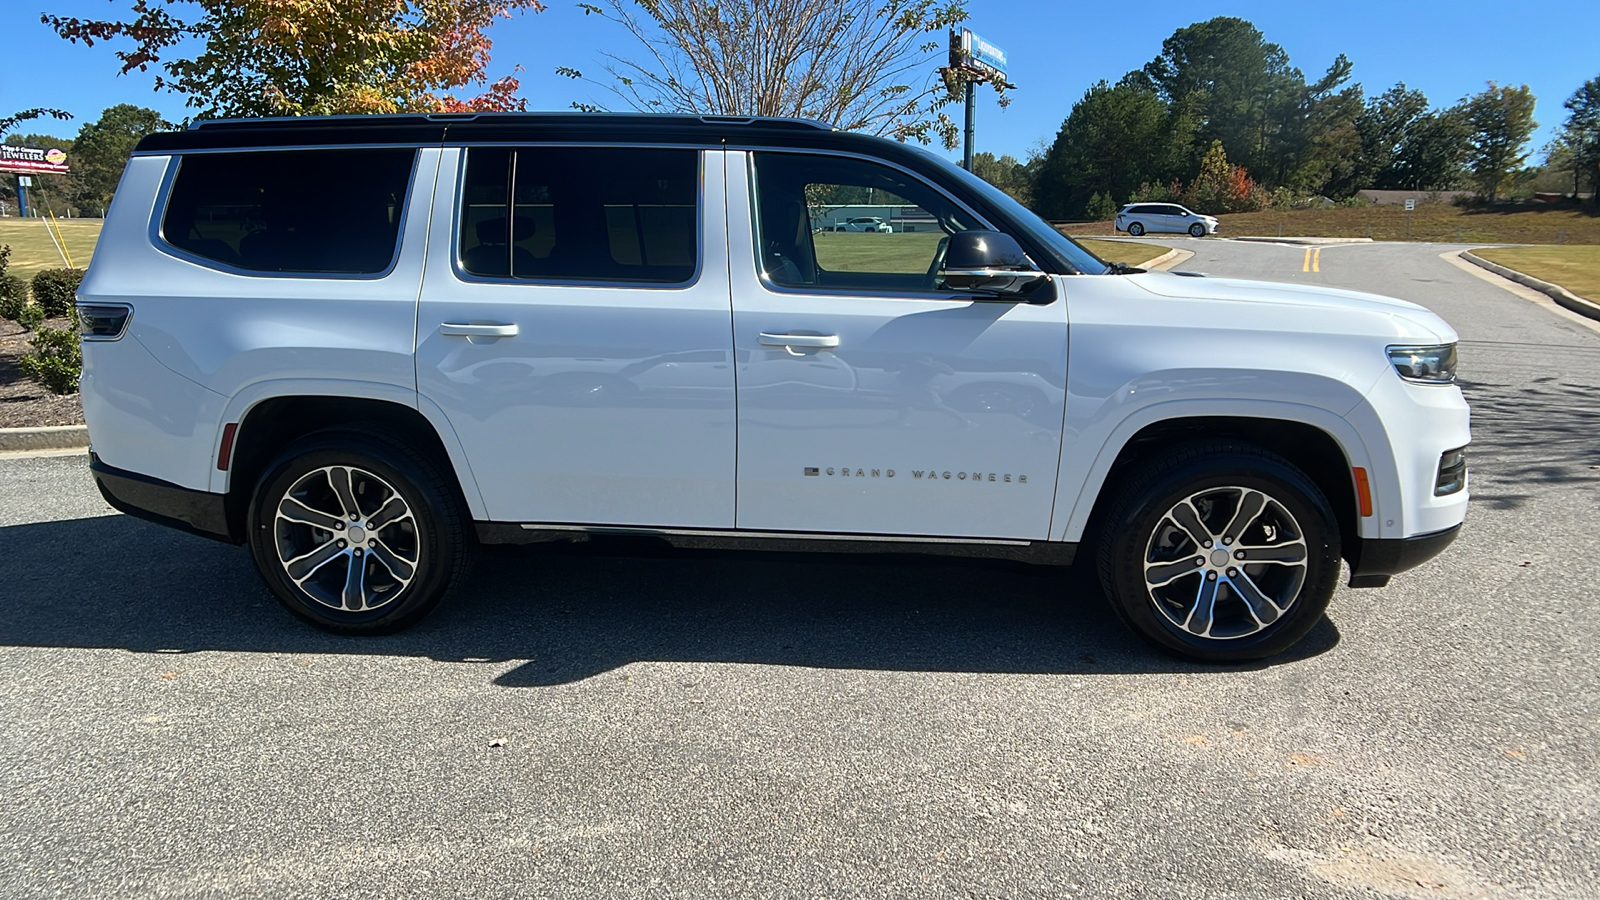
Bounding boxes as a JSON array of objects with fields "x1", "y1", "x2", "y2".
[{"x1": 188, "y1": 111, "x2": 837, "y2": 131}]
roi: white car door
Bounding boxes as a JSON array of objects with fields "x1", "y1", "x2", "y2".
[
  {"x1": 415, "y1": 146, "x2": 737, "y2": 527},
  {"x1": 726, "y1": 150, "x2": 1068, "y2": 540}
]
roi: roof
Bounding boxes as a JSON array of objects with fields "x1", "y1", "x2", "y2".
[{"x1": 134, "y1": 112, "x2": 845, "y2": 154}]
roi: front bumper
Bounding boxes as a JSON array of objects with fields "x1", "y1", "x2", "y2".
[
  {"x1": 91, "y1": 453, "x2": 238, "y2": 544},
  {"x1": 1345, "y1": 524, "x2": 1461, "y2": 588}
]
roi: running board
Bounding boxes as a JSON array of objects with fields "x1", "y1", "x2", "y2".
[{"x1": 475, "y1": 522, "x2": 1076, "y2": 565}]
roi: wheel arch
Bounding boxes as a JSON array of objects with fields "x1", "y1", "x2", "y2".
[
  {"x1": 1058, "y1": 404, "x2": 1386, "y2": 560},
  {"x1": 215, "y1": 388, "x2": 486, "y2": 541}
]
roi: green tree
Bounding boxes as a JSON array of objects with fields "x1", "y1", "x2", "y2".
[
  {"x1": 1033, "y1": 80, "x2": 1189, "y2": 219},
  {"x1": 44, "y1": 0, "x2": 542, "y2": 118},
  {"x1": 1355, "y1": 83, "x2": 1430, "y2": 188},
  {"x1": 1464, "y1": 82, "x2": 1538, "y2": 201},
  {"x1": 1557, "y1": 75, "x2": 1600, "y2": 205},
  {"x1": 68, "y1": 105, "x2": 171, "y2": 213},
  {"x1": 1141, "y1": 17, "x2": 1295, "y2": 177},
  {"x1": 1084, "y1": 191, "x2": 1116, "y2": 220},
  {"x1": 969, "y1": 152, "x2": 1037, "y2": 208},
  {"x1": 1389, "y1": 106, "x2": 1472, "y2": 191}
]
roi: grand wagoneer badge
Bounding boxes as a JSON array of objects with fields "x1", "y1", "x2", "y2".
[{"x1": 805, "y1": 466, "x2": 1027, "y2": 483}]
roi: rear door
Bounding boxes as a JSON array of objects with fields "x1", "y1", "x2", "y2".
[
  {"x1": 725, "y1": 150, "x2": 1067, "y2": 540},
  {"x1": 415, "y1": 145, "x2": 737, "y2": 527}
]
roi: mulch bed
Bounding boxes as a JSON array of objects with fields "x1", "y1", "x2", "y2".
[{"x1": 0, "y1": 318, "x2": 84, "y2": 428}]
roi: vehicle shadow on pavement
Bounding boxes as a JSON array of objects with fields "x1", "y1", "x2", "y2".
[{"x1": 0, "y1": 514, "x2": 1340, "y2": 684}]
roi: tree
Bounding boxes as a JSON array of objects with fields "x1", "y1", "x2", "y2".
[
  {"x1": 69, "y1": 105, "x2": 172, "y2": 212},
  {"x1": 1140, "y1": 17, "x2": 1296, "y2": 178},
  {"x1": 969, "y1": 152, "x2": 1036, "y2": 208},
  {"x1": 562, "y1": 0, "x2": 973, "y2": 144},
  {"x1": 1557, "y1": 74, "x2": 1600, "y2": 205},
  {"x1": 1033, "y1": 79, "x2": 1189, "y2": 219},
  {"x1": 43, "y1": 0, "x2": 543, "y2": 118},
  {"x1": 1464, "y1": 82, "x2": 1538, "y2": 201}
]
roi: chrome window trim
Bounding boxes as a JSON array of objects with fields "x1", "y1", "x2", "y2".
[
  {"x1": 446, "y1": 145, "x2": 706, "y2": 291},
  {"x1": 149, "y1": 148, "x2": 421, "y2": 281},
  {"x1": 738, "y1": 146, "x2": 1054, "y2": 304}
]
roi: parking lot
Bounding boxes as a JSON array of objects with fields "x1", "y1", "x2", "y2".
[{"x1": 2, "y1": 239, "x2": 1597, "y2": 899}]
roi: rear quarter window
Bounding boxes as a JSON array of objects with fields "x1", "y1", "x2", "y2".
[{"x1": 161, "y1": 148, "x2": 416, "y2": 275}]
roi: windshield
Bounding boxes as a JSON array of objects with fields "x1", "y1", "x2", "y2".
[{"x1": 927, "y1": 152, "x2": 1112, "y2": 275}]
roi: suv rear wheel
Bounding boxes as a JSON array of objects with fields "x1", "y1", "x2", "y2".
[
  {"x1": 1127, "y1": 222, "x2": 1146, "y2": 236},
  {"x1": 247, "y1": 429, "x2": 472, "y2": 634},
  {"x1": 1096, "y1": 441, "x2": 1340, "y2": 662}
]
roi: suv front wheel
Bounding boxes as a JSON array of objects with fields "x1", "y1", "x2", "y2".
[
  {"x1": 247, "y1": 429, "x2": 472, "y2": 634},
  {"x1": 1096, "y1": 442, "x2": 1340, "y2": 662}
]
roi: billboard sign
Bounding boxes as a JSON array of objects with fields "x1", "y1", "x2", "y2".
[
  {"x1": 954, "y1": 28, "x2": 1008, "y2": 82},
  {"x1": 0, "y1": 145, "x2": 70, "y2": 175}
]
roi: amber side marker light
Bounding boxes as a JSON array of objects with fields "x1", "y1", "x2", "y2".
[
  {"x1": 1352, "y1": 467, "x2": 1374, "y2": 517},
  {"x1": 217, "y1": 423, "x2": 239, "y2": 471}
]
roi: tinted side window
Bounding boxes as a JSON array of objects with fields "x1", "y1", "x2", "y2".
[
  {"x1": 458, "y1": 146, "x2": 698, "y2": 284},
  {"x1": 751, "y1": 152, "x2": 981, "y2": 293},
  {"x1": 162, "y1": 148, "x2": 415, "y2": 274}
]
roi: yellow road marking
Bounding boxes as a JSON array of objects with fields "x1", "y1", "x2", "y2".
[
  {"x1": 1302, "y1": 248, "x2": 1312, "y2": 272},
  {"x1": 1302, "y1": 247, "x2": 1322, "y2": 273}
]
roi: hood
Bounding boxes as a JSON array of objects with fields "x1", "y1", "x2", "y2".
[{"x1": 1126, "y1": 273, "x2": 1454, "y2": 343}]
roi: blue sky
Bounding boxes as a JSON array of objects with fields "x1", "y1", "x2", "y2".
[{"x1": 3, "y1": 0, "x2": 1597, "y2": 167}]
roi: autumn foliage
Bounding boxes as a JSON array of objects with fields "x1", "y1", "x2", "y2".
[{"x1": 44, "y1": 0, "x2": 543, "y2": 117}]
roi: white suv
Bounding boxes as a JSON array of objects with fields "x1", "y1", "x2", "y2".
[
  {"x1": 1116, "y1": 203, "x2": 1219, "y2": 237},
  {"x1": 77, "y1": 114, "x2": 1467, "y2": 662}
]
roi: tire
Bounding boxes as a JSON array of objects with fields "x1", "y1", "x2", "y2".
[
  {"x1": 1095, "y1": 441, "x2": 1340, "y2": 662},
  {"x1": 1189, "y1": 223, "x2": 1206, "y2": 237},
  {"x1": 1127, "y1": 222, "x2": 1145, "y2": 236},
  {"x1": 247, "y1": 429, "x2": 472, "y2": 634}
]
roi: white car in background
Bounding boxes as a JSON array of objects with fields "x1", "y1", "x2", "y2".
[
  {"x1": 833, "y1": 216, "x2": 892, "y2": 233},
  {"x1": 1116, "y1": 203, "x2": 1218, "y2": 237}
]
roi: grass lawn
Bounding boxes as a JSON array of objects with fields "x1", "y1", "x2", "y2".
[
  {"x1": 1075, "y1": 239, "x2": 1168, "y2": 267},
  {"x1": 0, "y1": 219, "x2": 102, "y2": 281},
  {"x1": 1068, "y1": 203, "x2": 1600, "y2": 245},
  {"x1": 1473, "y1": 246, "x2": 1600, "y2": 302},
  {"x1": 812, "y1": 231, "x2": 1171, "y2": 272}
]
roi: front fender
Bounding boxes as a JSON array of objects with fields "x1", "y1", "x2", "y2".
[{"x1": 1053, "y1": 389, "x2": 1398, "y2": 543}]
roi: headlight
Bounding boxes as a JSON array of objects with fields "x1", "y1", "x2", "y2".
[{"x1": 1388, "y1": 344, "x2": 1457, "y2": 384}]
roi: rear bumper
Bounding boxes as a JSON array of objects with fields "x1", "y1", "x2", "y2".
[
  {"x1": 1346, "y1": 524, "x2": 1461, "y2": 588},
  {"x1": 90, "y1": 453, "x2": 238, "y2": 544}
]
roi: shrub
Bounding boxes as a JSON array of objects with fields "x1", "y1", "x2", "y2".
[
  {"x1": 16, "y1": 303, "x2": 46, "y2": 331},
  {"x1": 30, "y1": 267, "x2": 85, "y2": 319},
  {"x1": 1085, "y1": 191, "x2": 1116, "y2": 221},
  {"x1": 0, "y1": 274, "x2": 26, "y2": 321},
  {"x1": 19, "y1": 323, "x2": 83, "y2": 394}
]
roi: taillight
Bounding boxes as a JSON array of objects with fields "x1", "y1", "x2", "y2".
[{"x1": 77, "y1": 304, "x2": 133, "y2": 341}]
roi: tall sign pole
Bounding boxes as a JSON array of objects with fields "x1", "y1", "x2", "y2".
[
  {"x1": 963, "y1": 83, "x2": 977, "y2": 171},
  {"x1": 947, "y1": 28, "x2": 1012, "y2": 171}
]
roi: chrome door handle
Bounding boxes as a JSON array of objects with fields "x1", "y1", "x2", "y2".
[
  {"x1": 758, "y1": 333, "x2": 840, "y2": 349},
  {"x1": 440, "y1": 322, "x2": 518, "y2": 337}
]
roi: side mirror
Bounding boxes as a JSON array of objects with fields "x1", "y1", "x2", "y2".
[{"x1": 939, "y1": 230, "x2": 1049, "y2": 298}]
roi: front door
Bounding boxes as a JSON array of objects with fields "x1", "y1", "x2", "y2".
[
  {"x1": 726, "y1": 150, "x2": 1068, "y2": 540},
  {"x1": 416, "y1": 146, "x2": 736, "y2": 527}
]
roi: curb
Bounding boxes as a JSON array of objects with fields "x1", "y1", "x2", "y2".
[
  {"x1": 1460, "y1": 251, "x2": 1600, "y2": 323},
  {"x1": 0, "y1": 424, "x2": 90, "y2": 453},
  {"x1": 1229, "y1": 236, "x2": 1373, "y2": 245},
  {"x1": 1144, "y1": 248, "x2": 1196, "y2": 271}
]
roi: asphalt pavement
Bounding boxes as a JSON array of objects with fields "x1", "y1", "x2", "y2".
[{"x1": 2, "y1": 239, "x2": 1597, "y2": 899}]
